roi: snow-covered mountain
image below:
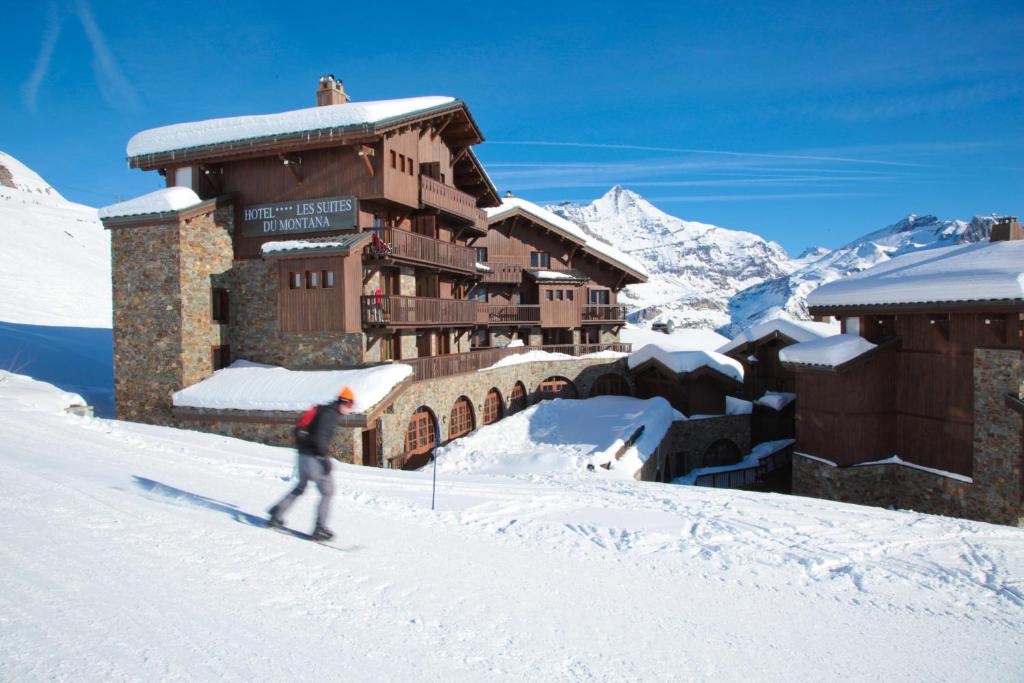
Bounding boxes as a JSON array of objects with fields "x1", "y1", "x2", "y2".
[
  {"x1": 0, "y1": 151, "x2": 113, "y2": 414},
  {"x1": 548, "y1": 187, "x2": 999, "y2": 337},
  {"x1": 724, "y1": 214, "x2": 996, "y2": 336},
  {"x1": 548, "y1": 186, "x2": 794, "y2": 329}
]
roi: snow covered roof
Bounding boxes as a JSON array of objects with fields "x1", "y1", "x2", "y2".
[
  {"x1": 172, "y1": 360, "x2": 413, "y2": 413},
  {"x1": 98, "y1": 187, "x2": 203, "y2": 220},
  {"x1": 475, "y1": 262, "x2": 492, "y2": 273},
  {"x1": 627, "y1": 344, "x2": 744, "y2": 382},
  {"x1": 807, "y1": 240, "x2": 1024, "y2": 311},
  {"x1": 718, "y1": 317, "x2": 840, "y2": 355},
  {"x1": 486, "y1": 197, "x2": 648, "y2": 279},
  {"x1": 778, "y1": 334, "x2": 877, "y2": 368},
  {"x1": 127, "y1": 97, "x2": 459, "y2": 159},
  {"x1": 755, "y1": 391, "x2": 796, "y2": 411},
  {"x1": 261, "y1": 232, "x2": 369, "y2": 256},
  {"x1": 526, "y1": 269, "x2": 590, "y2": 282}
]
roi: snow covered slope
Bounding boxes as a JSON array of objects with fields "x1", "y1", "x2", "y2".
[
  {"x1": 0, "y1": 152, "x2": 113, "y2": 413},
  {"x1": 548, "y1": 186, "x2": 794, "y2": 329},
  {"x1": 0, "y1": 151, "x2": 110, "y2": 327},
  {"x1": 2, "y1": 373, "x2": 1022, "y2": 680}
]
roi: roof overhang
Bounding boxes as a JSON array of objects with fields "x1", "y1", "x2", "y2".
[
  {"x1": 779, "y1": 336, "x2": 901, "y2": 374},
  {"x1": 101, "y1": 193, "x2": 238, "y2": 230},
  {"x1": 261, "y1": 232, "x2": 371, "y2": 260},
  {"x1": 808, "y1": 299, "x2": 1024, "y2": 317}
]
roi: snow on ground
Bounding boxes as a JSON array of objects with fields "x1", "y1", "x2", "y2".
[
  {"x1": 1, "y1": 374, "x2": 1023, "y2": 680},
  {"x1": 779, "y1": 334, "x2": 877, "y2": 368},
  {"x1": 172, "y1": 360, "x2": 413, "y2": 413},
  {"x1": 433, "y1": 396, "x2": 680, "y2": 479},
  {"x1": 2, "y1": 374, "x2": 1022, "y2": 680},
  {"x1": 620, "y1": 323, "x2": 728, "y2": 352}
]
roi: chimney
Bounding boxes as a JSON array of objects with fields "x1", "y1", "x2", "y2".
[
  {"x1": 316, "y1": 74, "x2": 350, "y2": 106},
  {"x1": 991, "y1": 215, "x2": 1023, "y2": 242}
]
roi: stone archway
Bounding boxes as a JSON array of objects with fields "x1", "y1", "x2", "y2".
[
  {"x1": 703, "y1": 439, "x2": 741, "y2": 468},
  {"x1": 538, "y1": 376, "x2": 578, "y2": 400},
  {"x1": 590, "y1": 372, "x2": 630, "y2": 397},
  {"x1": 509, "y1": 381, "x2": 528, "y2": 414}
]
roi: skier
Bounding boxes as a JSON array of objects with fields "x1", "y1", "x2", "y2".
[{"x1": 268, "y1": 386, "x2": 356, "y2": 541}]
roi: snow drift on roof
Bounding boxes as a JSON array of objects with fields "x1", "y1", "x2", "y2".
[
  {"x1": 807, "y1": 240, "x2": 1024, "y2": 308},
  {"x1": 486, "y1": 196, "x2": 648, "y2": 277},
  {"x1": 778, "y1": 334, "x2": 876, "y2": 368},
  {"x1": 756, "y1": 391, "x2": 796, "y2": 411},
  {"x1": 627, "y1": 344, "x2": 743, "y2": 382},
  {"x1": 127, "y1": 97, "x2": 457, "y2": 158},
  {"x1": 620, "y1": 325, "x2": 728, "y2": 353},
  {"x1": 261, "y1": 233, "x2": 368, "y2": 255},
  {"x1": 718, "y1": 317, "x2": 839, "y2": 355},
  {"x1": 98, "y1": 187, "x2": 202, "y2": 219},
  {"x1": 172, "y1": 360, "x2": 412, "y2": 413}
]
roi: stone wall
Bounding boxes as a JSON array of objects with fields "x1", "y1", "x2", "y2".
[
  {"x1": 793, "y1": 347, "x2": 1024, "y2": 526},
  {"x1": 639, "y1": 416, "x2": 751, "y2": 482}
]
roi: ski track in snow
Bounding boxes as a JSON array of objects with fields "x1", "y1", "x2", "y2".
[{"x1": 1, "y1": 394, "x2": 1022, "y2": 680}]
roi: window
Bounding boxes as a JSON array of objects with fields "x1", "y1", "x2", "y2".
[
  {"x1": 566, "y1": 290, "x2": 573, "y2": 301},
  {"x1": 468, "y1": 287, "x2": 486, "y2": 302},
  {"x1": 449, "y1": 396, "x2": 475, "y2": 439},
  {"x1": 390, "y1": 150, "x2": 397, "y2": 169},
  {"x1": 381, "y1": 333, "x2": 400, "y2": 361},
  {"x1": 530, "y1": 251, "x2": 550, "y2": 268},
  {"x1": 509, "y1": 382, "x2": 528, "y2": 414},
  {"x1": 211, "y1": 287, "x2": 230, "y2": 323},
  {"x1": 404, "y1": 407, "x2": 436, "y2": 465},
  {"x1": 471, "y1": 328, "x2": 488, "y2": 348},
  {"x1": 322, "y1": 270, "x2": 335, "y2": 288},
  {"x1": 483, "y1": 388, "x2": 503, "y2": 425},
  {"x1": 289, "y1": 272, "x2": 302, "y2": 289},
  {"x1": 589, "y1": 289, "x2": 610, "y2": 305},
  {"x1": 556, "y1": 290, "x2": 564, "y2": 301},
  {"x1": 306, "y1": 271, "x2": 319, "y2": 289},
  {"x1": 440, "y1": 173, "x2": 446, "y2": 184},
  {"x1": 545, "y1": 290, "x2": 553, "y2": 301},
  {"x1": 408, "y1": 160, "x2": 414, "y2": 176},
  {"x1": 476, "y1": 247, "x2": 488, "y2": 262},
  {"x1": 539, "y1": 376, "x2": 577, "y2": 400},
  {"x1": 212, "y1": 345, "x2": 231, "y2": 371}
]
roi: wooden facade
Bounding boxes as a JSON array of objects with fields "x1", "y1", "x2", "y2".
[{"x1": 631, "y1": 360, "x2": 742, "y2": 416}]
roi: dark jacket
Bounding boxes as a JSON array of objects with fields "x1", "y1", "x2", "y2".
[{"x1": 298, "y1": 402, "x2": 341, "y2": 458}]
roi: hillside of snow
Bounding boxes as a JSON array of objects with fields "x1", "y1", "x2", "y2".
[
  {"x1": 548, "y1": 188, "x2": 1000, "y2": 338},
  {"x1": 1, "y1": 371, "x2": 1022, "y2": 680},
  {"x1": 0, "y1": 152, "x2": 113, "y2": 413}
]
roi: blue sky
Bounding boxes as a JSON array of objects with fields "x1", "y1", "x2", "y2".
[{"x1": 2, "y1": 0, "x2": 1021, "y2": 254}]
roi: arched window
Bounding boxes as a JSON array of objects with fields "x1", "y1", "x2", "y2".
[
  {"x1": 538, "y1": 376, "x2": 578, "y2": 400},
  {"x1": 483, "y1": 388, "x2": 503, "y2": 425},
  {"x1": 590, "y1": 373, "x2": 630, "y2": 397},
  {"x1": 449, "y1": 396, "x2": 475, "y2": 440},
  {"x1": 703, "y1": 439, "x2": 742, "y2": 468},
  {"x1": 509, "y1": 381, "x2": 528, "y2": 414},
  {"x1": 403, "y1": 406, "x2": 437, "y2": 470}
]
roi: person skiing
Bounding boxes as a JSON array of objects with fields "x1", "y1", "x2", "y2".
[{"x1": 268, "y1": 386, "x2": 356, "y2": 541}]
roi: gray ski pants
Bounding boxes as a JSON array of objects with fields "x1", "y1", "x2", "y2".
[{"x1": 274, "y1": 454, "x2": 334, "y2": 529}]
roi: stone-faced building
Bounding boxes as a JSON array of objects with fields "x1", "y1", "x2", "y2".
[
  {"x1": 780, "y1": 218, "x2": 1024, "y2": 526},
  {"x1": 99, "y1": 78, "x2": 648, "y2": 469}
]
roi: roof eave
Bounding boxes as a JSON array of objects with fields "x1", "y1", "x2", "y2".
[
  {"x1": 808, "y1": 299, "x2": 1024, "y2": 317},
  {"x1": 101, "y1": 193, "x2": 238, "y2": 229}
]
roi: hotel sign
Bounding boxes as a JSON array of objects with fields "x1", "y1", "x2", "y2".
[{"x1": 239, "y1": 196, "x2": 358, "y2": 237}]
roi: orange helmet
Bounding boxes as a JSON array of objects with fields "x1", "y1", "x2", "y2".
[{"x1": 338, "y1": 386, "x2": 356, "y2": 405}]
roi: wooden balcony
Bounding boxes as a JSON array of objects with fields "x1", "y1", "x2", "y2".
[
  {"x1": 420, "y1": 175, "x2": 487, "y2": 231},
  {"x1": 479, "y1": 262, "x2": 523, "y2": 284},
  {"x1": 402, "y1": 343, "x2": 633, "y2": 382},
  {"x1": 582, "y1": 304, "x2": 628, "y2": 324},
  {"x1": 364, "y1": 227, "x2": 477, "y2": 274},
  {"x1": 477, "y1": 304, "x2": 541, "y2": 325},
  {"x1": 361, "y1": 295, "x2": 479, "y2": 328}
]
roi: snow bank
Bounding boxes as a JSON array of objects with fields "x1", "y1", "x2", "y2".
[
  {"x1": 486, "y1": 196, "x2": 648, "y2": 277},
  {"x1": 127, "y1": 96, "x2": 456, "y2": 157},
  {"x1": 807, "y1": 240, "x2": 1024, "y2": 308},
  {"x1": 778, "y1": 334, "x2": 877, "y2": 368},
  {"x1": 628, "y1": 344, "x2": 743, "y2": 381},
  {"x1": 98, "y1": 187, "x2": 202, "y2": 219},
  {"x1": 718, "y1": 317, "x2": 839, "y2": 355},
  {"x1": 172, "y1": 360, "x2": 412, "y2": 412},
  {"x1": 478, "y1": 348, "x2": 626, "y2": 371},
  {"x1": 433, "y1": 395, "x2": 680, "y2": 478},
  {"x1": 756, "y1": 391, "x2": 796, "y2": 411},
  {"x1": 673, "y1": 439, "x2": 795, "y2": 485},
  {"x1": 0, "y1": 370, "x2": 86, "y2": 414}
]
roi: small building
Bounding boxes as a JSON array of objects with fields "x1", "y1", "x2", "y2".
[{"x1": 782, "y1": 219, "x2": 1024, "y2": 526}]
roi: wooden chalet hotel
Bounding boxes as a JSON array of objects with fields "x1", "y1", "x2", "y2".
[{"x1": 99, "y1": 77, "x2": 645, "y2": 468}]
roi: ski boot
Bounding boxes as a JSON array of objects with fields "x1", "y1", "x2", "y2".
[
  {"x1": 267, "y1": 505, "x2": 284, "y2": 529},
  {"x1": 312, "y1": 526, "x2": 334, "y2": 541}
]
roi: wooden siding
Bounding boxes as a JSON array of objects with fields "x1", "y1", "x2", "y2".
[
  {"x1": 633, "y1": 366, "x2": 732, "y2": 416},
  {"x1": 277, "y1": 256, "x2": 345, "y2": 332},
  {"x1": 539, "y1": 283, "x2": 582, "y2": 327}
]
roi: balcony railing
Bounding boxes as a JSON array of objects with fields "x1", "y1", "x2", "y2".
[
  {"x1": 582, "y1": 304, "x2": 628, "y2": 323},
  {"x1": 365, "y1": 227, "x2": 477, "y2": 274},
  {"x1": 477, "y1": 304, "x2": 541, "y2": 325},
  {"x1": 361, "y1": 295, "x2": 480, "y2": 327},
  {"x1": 400, "y1": 343, "x2": 633, "y2": 382},
  {"x1": 478, "y1": 262, "x2": 523, "y2": 284},
  {"x1": 420, "y1": 175, "x2": 487, "y2": 230}
]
